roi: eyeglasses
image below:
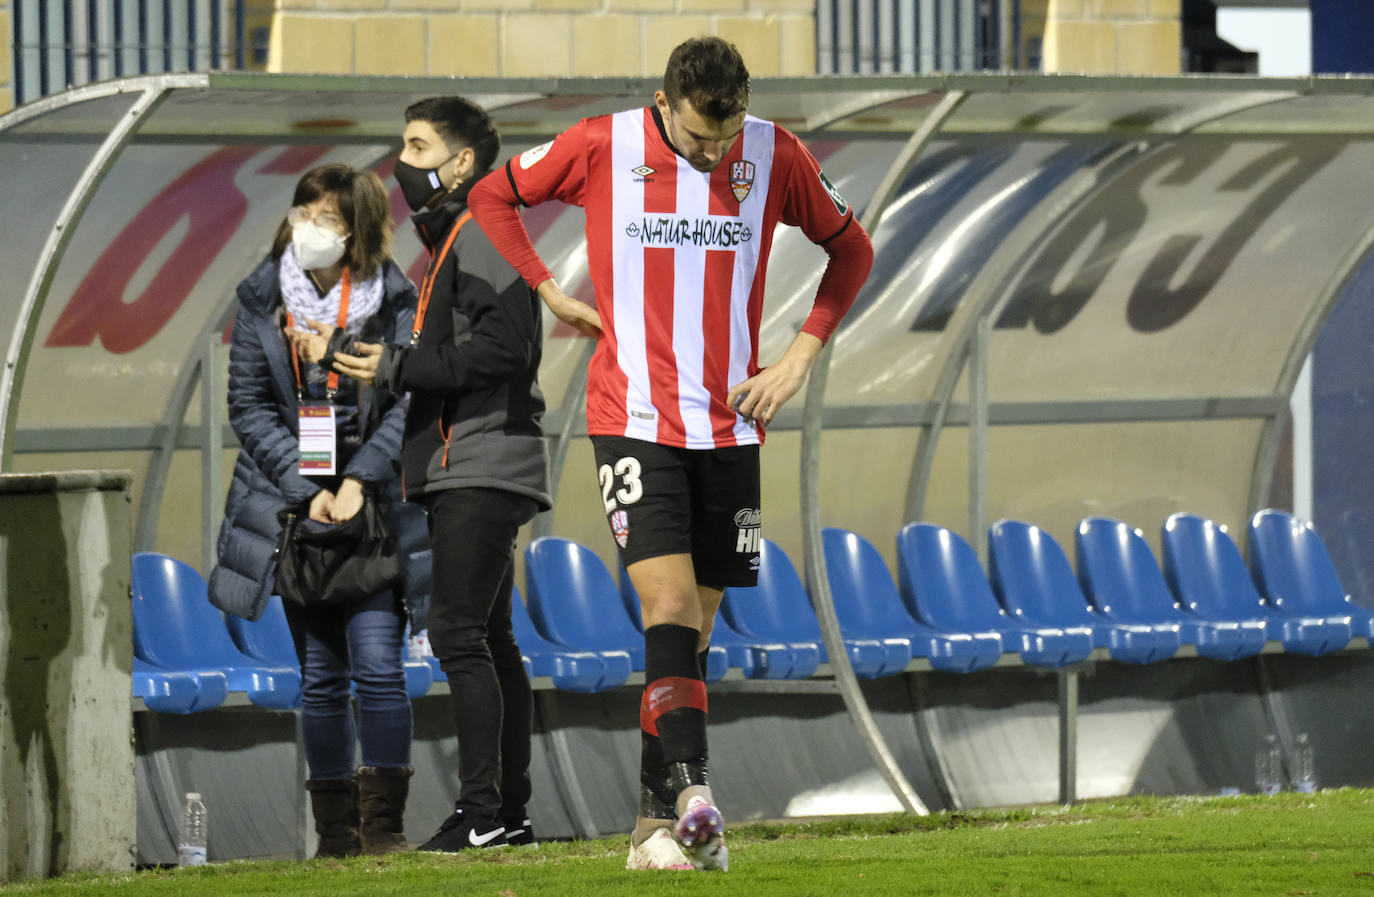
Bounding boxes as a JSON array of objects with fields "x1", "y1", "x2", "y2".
[{"x1": 287, "y1": 206, "x2": 349, "y2": 236}]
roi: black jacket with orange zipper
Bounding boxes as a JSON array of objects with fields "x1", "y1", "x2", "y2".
[{"x1": 373, "y1": 178, "x2": 552, "y2": 511}]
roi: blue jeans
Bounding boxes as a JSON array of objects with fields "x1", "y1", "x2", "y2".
[{"x1": 284, "y1": 589, "x2": 412, "y2": 781}]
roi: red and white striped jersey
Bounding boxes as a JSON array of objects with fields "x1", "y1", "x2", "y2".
[{"x1": 505, "y1": 106, "x2": 856, "y2": 449}]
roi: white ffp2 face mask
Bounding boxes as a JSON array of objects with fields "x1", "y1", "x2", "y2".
[{"x1": 291, "y1": 221, "x2": 347, "y2": 271}]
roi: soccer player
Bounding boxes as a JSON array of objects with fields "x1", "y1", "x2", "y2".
[{"x1": 469, "y1": 36, "x2": 874, "y2": 872}]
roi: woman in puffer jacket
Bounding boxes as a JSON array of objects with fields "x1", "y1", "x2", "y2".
[{"x1": 207, "y1": 163, "x2": 421, "y2": 858}]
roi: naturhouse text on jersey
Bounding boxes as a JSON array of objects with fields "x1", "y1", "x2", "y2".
[{"x1": 625, "y1": 217, "x2": 753, "y2": 248}]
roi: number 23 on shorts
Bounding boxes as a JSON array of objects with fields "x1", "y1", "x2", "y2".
[{"x1": 599, "y1": 456, "x2": 643, "y2": 512}]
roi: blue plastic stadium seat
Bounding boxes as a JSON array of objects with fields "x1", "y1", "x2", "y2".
[
  {"x1": 896, "y1": 523, "x2": 1092, "y2": 669},
  {"x1": 226, "y1": 592, "x2": 434, "y2": 701},
  {"x1": 1075, "y1": 518, "x2": 1266, "y2": 661},
  {"x1": 724, "y1": 538, "x2": 907, "y2": 678},
  {"x1": 224, "y1": 594, "x2": 297, "y2": 666},
  {"x1": 707, "y1": 611, "x2": 820, "y2": 679},
  {"x1": 1248, "y1": 509, "x2": 1371, "y2": 644},
  {"x1": 131, "y1": 552, "x2": 303, "y2": 709},
  {"x1": 989, "y1": 519, "x2": 1178, "y2": 664},
  {"x1": 617, "y1": 564, "x2": 729, "y2": 683},
  {"x1": 823, "y1": 527, "x2": 1002, "y2": 673},
  {"x1": 510, "y1": 583, "x2": 630, "y2": 693},
  {"x1": 523, "y1": 537, "x2": 642, "y2": 688},
  {"x1": 133, "y1": 657, "x2": 228, "y2": 714},
  {"x1": 1162, "y1": 512, "x2": 1349, "y2": 656}
]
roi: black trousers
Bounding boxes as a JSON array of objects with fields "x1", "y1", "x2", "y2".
[{"x1": 423, "y1": 486, "x2": 538, "y2": 818}]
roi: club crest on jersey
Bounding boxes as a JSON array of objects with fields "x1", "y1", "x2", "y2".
[
  {"x1": 729, "y1": 160, "x2": 756, "y2": 202},
  {"x1": 610, "y1": 509, "x2": 630, "y2": 548}
]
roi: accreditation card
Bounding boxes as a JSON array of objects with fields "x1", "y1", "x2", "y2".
[{"x1": 298, "y1": 405, "x2": 337, "y2": 475}]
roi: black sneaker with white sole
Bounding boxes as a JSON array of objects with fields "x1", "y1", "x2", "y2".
[
  {"x1": 502, "y1": 817, "x2": 537, "y2": 847},
  {"x1": 416, "y1": 809, "x2": 506, "y2": 852}
]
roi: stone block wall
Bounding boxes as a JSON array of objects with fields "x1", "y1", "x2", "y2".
[
  {"x1": 1038, "y1": 0, "x2": 1181, "y2": 75},
  {"x1": 266, "y1": 0, "x2": 816, "y2": 78}
]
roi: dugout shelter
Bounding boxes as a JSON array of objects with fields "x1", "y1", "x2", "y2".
[{"x1": 3, "y1": 72, "x2": 1374, "y2": 861}]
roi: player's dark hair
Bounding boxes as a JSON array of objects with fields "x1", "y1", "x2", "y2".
[
  {"x1": 404, "y1": 95, "x2": 501, "y2": 176},
  {"x1": 663, "y1": 36, "x2": 751, "y2": 123},
  {"x1": 271, "y1": 164, "x2": 393, "y2": 278}
]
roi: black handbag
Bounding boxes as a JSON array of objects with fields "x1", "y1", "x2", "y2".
[{"x1": 274, "y1": 496, "x2": 401, "y2": 607}]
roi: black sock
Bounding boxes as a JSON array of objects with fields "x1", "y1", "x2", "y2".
[
  {"x1": 643, "y1": 624, "x2": 708, "y2": 764},
  {"x1": 697, "y1": 647, "x2": 711, "y2": 680}
]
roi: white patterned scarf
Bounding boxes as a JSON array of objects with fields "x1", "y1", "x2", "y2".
[{"x1": 279, "y1": 243, "x2": 385, "y2": 334}]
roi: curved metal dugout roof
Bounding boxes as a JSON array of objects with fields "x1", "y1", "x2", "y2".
[{"x1": 6, "y1": 71, "x2": 1374, "y2": 818}]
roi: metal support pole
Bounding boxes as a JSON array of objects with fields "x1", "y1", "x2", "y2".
[
  {"x1": 1247, "y1": 220, "x2": 1374, "y2": 522},
  {"x1": 802, "y1": 342, "x2": 927, "y2": 816},
  {"x1": 0, "y1": 77, "x2": 201, "y2": 466},
  {"x1": 200, "y1": 332, "x2": 224, "y2": 576},
  {"x1": 1057, "y1": 667, "x2": 1078, "y2": 805},
  {"x1": 968, "y1": 314, "x2": 990, "y2": 566},
  {"x1": 795, "y1": 89, "x2": 969, "y2": 818}
]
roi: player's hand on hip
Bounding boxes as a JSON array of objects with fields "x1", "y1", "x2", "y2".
[
  {"x1": 727, "y1": 358, "x2": 807, "y2": 427},
  {"x1": 537, "y1": 279, "x2": 602, "y2": 338}
]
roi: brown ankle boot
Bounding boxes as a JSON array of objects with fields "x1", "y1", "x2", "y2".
[
  {"x1": 306, "y1": 778, "x2": 360, "y2": 859},
  {"x1": 356, "y1": 765, "x2": 413, "y2": 854}
]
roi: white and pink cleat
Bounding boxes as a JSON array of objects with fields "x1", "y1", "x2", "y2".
[{"x1": 674, "y1": 796, "x2": 728, "y2": 872}]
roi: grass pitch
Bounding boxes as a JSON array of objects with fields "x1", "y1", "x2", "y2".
[{"x1": 8, "y1": 789, "x2": 1374, "y2": 896}]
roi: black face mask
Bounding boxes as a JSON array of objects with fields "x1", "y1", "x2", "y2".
[{"x1": 393, "y1": 159, "x2": 446, "y2": 212}]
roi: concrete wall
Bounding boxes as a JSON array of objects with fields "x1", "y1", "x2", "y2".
[
  {"x1": 0, "y1": 471, "x2": 134, "y2": 880},
  {"x1": 0, "y1": 0, "x2": 12, "y2": 113},
  {"x1": 265, "y1": 0, "x2": 816, "y2": 78},
  {"x1": 1040, "y1": 0, "x2": 1181, "y2": 75}
]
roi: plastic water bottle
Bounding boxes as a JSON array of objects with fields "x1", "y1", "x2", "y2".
[
  {"x1": 1255, "y1": 734, "x2": 1282, "y2": 796},
  {"x1": 178, "y1": 792, "x2": 208, "y2": 866},
  {"x1": 1292, "y1": 733, "x2": 1317, "y2": 793}
]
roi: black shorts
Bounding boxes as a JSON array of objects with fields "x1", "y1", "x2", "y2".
[{"x1": 591, "y1": 435, "x2": 761, "y2": 589}]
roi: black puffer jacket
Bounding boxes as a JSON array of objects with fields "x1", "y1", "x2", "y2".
[
  {"x1": 207, "y1": 256, "x2": 427, "y2": 621},
  {"x1": 374, "y1": 181, "x2": 551, "y2": 510}
]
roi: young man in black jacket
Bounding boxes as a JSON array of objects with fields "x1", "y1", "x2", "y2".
[{"x1": 330, "y1": 96, "x2": 551, "y2": 850}]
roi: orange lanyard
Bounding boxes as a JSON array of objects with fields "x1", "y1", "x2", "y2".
[
  {"x1": 287, "y1": 268, "x2": 352, "y2": 401},
  {"x1": 412, "y1": 212, "x2": 471, "y2": 347}
]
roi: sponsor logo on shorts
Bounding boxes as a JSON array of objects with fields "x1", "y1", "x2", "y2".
[
  {"x1": 734, "y1": 507, "x2": 761, "y2": 553},
  {"x1": 611, "y1": 508, "x2": 630, "y2": 548}
]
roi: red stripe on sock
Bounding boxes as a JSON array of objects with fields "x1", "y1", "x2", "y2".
[{"x1": 640, "y1": 676, "x2": 708, "y2": 738}]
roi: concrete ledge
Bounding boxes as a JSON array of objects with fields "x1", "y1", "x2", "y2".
[{"x1": 0, "y1": 470, "x2": 132, "y2": 494}]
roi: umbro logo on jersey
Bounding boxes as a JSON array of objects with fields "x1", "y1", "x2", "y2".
[
  {"x1": 730, "y1": 160, "x2": 755, "y2": 202},
  {"x1": 632, "y1": 165, "x2": 656, "y2": 182}
]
